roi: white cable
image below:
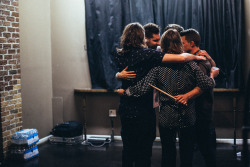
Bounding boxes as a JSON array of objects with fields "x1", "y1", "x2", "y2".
[{"x1": 86, "y1": 139, "x2": 111, "y2": 147}]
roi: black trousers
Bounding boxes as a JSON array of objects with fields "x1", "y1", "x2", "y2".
[
  {"x1": 195, "y1": 120, "x2": 216, "y2": 167},
  {"x1": 159, "y1": 125, "x2": 195, "y2": 167},
  {"x1": 120, "y1": 112, "x2": 156, "y2": 167}
]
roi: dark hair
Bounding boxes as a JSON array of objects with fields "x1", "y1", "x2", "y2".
[
  {"x1": 117, "y1": 22, "x2": 145, "y2": 54},
  {"x1": 143, "y1": 23, "x2": 160, "y2": 39},
  {"x1": 164, "y1": 24, "x2": 184, "y2": 33},
  {"x1": 160, "y1": 29, "x2": 183, "y2": 54},
  {"x1": 180, "y1": 28, "x2": 201, "y2": 47}
]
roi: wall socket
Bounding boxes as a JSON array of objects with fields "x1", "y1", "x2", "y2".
[{"x1": 109, "y1": 109, "x2": 117, "y2": 117}]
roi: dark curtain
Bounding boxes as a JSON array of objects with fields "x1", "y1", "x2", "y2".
[{"x1": 85, "y1": 0, "x2": 242, "y2": 89}]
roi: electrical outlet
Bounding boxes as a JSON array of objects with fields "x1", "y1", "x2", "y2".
[{"x1": 109, "y1": 109, "x2": 117, "y2": 117}]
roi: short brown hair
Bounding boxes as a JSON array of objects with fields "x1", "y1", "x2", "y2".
[
  {"x1": 144, "y1": 23, "x2": 160, "y2": 38},
  {"x1": 180, "y1": 28, "x2": 201, "y2": 47},
  {"x1": 164, "y1": 24, "x2": 184, "y2": 33}
]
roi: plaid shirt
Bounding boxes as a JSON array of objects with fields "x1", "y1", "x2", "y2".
[{"x1": 127, "y1": 61, "x2": 215, "y2": 128}]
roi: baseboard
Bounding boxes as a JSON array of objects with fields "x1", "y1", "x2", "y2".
[
  {"x1": 38, "y1": 134, "x2": 250, "y2": 146},
  {"x1": 85, "y1": 135, "x2": 250, "y2": 145}
]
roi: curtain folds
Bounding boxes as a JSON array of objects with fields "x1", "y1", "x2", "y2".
[{"x1": 85, "y1": 0, "x2": 242, "y2": 89}]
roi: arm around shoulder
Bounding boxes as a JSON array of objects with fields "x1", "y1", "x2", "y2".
[{"x1": 162, "y1": 53, "x2": 206, "y2": 63}]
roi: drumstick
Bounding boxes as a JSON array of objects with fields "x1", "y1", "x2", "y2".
[
  {"x1": 149, "y1": 84, "x2": 188, "y2": 106},
  {"x1": 149, "y1": 84, "x2": 176, "y2": 100}
]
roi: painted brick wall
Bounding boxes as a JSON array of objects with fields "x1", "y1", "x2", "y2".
[{"x1": 0, "y1": 0, "x2": 21, "y2": 159}]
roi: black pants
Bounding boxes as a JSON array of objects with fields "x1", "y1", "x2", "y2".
[
  {"x1": 195, "y1": 120, "x2": 216, "y2": 167},
  {"x1": 120, "y1": 112, "x2": 156, "y2": 167},
  {"x1": 159, "y1": 125, "x2": 195, "y2": 167}
]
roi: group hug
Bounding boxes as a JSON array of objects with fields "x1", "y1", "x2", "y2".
[{"x1": 114, "y1": 22, "x2": 220, "y2": 167}]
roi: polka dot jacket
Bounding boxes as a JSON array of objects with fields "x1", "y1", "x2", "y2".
[
  {"x1": 115, "y1": 48, "x2": 164, "y2": 118},
  {"x1": 126, "y1": 61, "x2": 215, "y2": 128}
]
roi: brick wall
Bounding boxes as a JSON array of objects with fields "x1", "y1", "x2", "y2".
[{"x1": 0, "y1": 0, "x2": 22, "y2": 159}]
